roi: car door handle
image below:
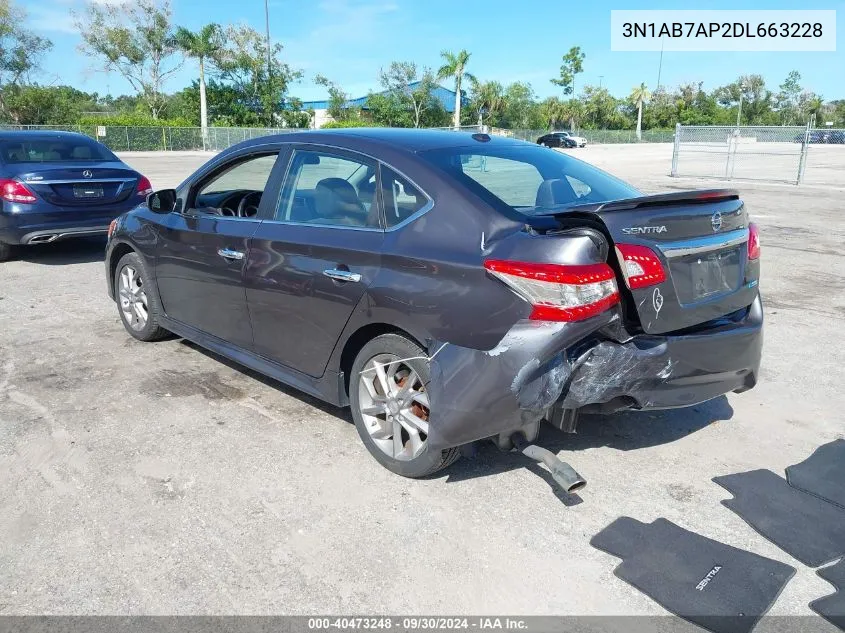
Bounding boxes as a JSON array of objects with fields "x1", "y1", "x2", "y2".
[
  {"x1": 323, "y1": 269, "x2": 361, "y2": 283},
  {"x1": 218, "y1": 248, "x2": 245, "y2": 261}
]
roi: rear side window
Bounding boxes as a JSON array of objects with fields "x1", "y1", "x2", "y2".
[
  {"x1": 420, "y1": 144, "x2": 639, "y2": 214},
  {"x1": 1, "y1": 139, "x2": 116, "y2": 163},
  {"x1": 452, "y1": 155, "x2": 543, "y2": 207},
  {"x1": 380, "y1": 166, "x2": 429, "y2": 228},
  {"x1": 275, "y1": 149, "x2": 379, "y2": 229}
]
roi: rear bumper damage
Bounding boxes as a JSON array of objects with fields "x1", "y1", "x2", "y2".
[{"x1": 426, "y1": 294, "x2": 762, "y2": 451}]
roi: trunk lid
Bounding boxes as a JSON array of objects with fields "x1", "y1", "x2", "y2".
[
  {"x1": 17, "y1": 162, "x2": 141, "y2": 207},
  {"x1": 531, "y1": 189, "x2": 760, "y2": 334}
]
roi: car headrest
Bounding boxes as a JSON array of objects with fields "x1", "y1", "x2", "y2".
[
  {"x1": 535, "y1": 178, "x2": 578, "y2": 208},
  {"x1": 72, "y1": 146, "x2": 93, "y2": 159},
  {"x1": 5, "y1": 147, "x2": 25, "y2": 162},
  {"x1": 314, "y1": 177, "x2": 366, "y2": 218}
]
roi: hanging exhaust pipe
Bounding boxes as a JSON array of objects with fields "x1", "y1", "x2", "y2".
[
  {"x1": 28, "y1": 234, "x2": 58, "y2": 244},
  {"x1": 511, "y1": 433, "x2": 586, "y2": 493}
]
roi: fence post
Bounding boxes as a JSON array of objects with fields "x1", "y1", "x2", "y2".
[
  {"x1": 670, "y1": 123, "x2": 681, "y2": 176},
  {"x1": 797, "y1": 123, "x2": 810, "y2": 184},
  {"x1": 125, "y1": 127, "x2": 130, "y2": 152}
]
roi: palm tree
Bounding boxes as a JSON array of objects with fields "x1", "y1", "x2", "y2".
[
  {"x1": 630, "y1": 83, "x2": 651, "y2": 141},
  {"x1": 470, "y1": 78, "x2": 504, "y2": 128},
  {"x1": 806, "y1": 94, "x2": 824, "y2": 126},
  {"x1": 175, "y1": 24, "x2": 224, "y2": 144},
  {"x1": 437, "y1": 49, "x2": 475, "y2": 129}
]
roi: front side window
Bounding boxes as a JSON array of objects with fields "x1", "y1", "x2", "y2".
[
  {"x1": 420, "y1": 144, "x2": 639, "y2": 214},
  {"x1": 1, "y1": 139, "x2": 116, "y2": 163},
  {"x1": 275, "y1": 150, "x2": 379, "y2": 228},
  {"x1": 193, "y1": 153, "x2": 279, "y2": 218},
  {"x1": 380, "y1": 166, "x2": 429, "y2": 228}
]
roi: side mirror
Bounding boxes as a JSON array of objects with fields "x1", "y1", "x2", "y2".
[{"x1": 147, "y1": 189, "x2": 178, "y2": 213}]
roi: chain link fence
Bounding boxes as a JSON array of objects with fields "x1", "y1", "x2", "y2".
[
  {"x1": 671, "y1": 124, "x2": 845, "y2": 186},
  {"x1": 0, "y1": 124, "x2": 309, "y2": 152},
  {"x1": 492, "y1": 128, "x2": 676, "y2": 144},
  {"x1": 2, "y1": 123, "x2": 676, "y2": 151}
]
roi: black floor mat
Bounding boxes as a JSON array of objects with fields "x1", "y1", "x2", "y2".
[
  {"x1": 811, "y1": 558, "x2": 845, "y2": 631},
  {"x1": 714, "y1": 469, "x2": 845, "y2": 566},
  {"x1": 590, "y1": 517, "x2": 795, "y2": 633},
  {"x1": 787, "y1": 439, "x2": 845, "y2": 510}
]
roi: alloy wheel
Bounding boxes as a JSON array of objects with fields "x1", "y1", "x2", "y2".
[
  {"x1": 118, "y1": 265, "x2": 149, "y2": 331},
  {"x1": 358, "y1": 353, "x2": 430, "y2": 461}
]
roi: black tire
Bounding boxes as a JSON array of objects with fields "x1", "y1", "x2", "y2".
[
  {"x1": 0, "y1": 241, "x2": 13, "y2": 262},
  {"x1": 349, "y1": 333, "x2": 461, "y2": 478},
  {"x1": 113, "y1": 251, "x2": 170, "y2": 342}
]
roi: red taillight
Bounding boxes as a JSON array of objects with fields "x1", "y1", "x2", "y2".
[
  {"x1": 614, "y1": 243, "x2": 667, "y2": 290},
  {"x1": 136, "y1": 175, "x2": 153, "y2": 197},
  {"x1": 108, "y1": 219, "x2": 118, "y2": 239},
  {"x1": 747, "y1": 223, "x2": 760, "y2": 260},
  {"x1": 0, "y1": 178, "x2": 37, "y2": 203},
  {"x1": 483, "y1": 259, "x2": 620, "y2": 322}
]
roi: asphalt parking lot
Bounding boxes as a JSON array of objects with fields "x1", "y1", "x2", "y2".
[{"x1": 1, "y1": 143, "x2": 843, "y2": 618}]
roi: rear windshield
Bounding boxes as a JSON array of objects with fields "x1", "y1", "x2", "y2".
[
  {"x1": 420, "y1": 144, "x2": 639, "y2": 214},
  {"x1": 0, "y1": 139, "x2": 116, "y2": 164}
]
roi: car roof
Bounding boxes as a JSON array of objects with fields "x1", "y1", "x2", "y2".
[
  {"x1": 229, "y1": 127, "x2": 533, "y2": 155},
  {"x1": 0, "y1": 130, "x2": 97, "y2": 142}
]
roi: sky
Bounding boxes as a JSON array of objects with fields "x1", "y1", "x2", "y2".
[{"x1": 26, "y1": 0, "x2": 845, "y2": 103}]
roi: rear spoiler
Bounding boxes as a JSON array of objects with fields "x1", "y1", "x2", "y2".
[{"x1": 596, "y1": 189, "x2": 740, "y2": 212}]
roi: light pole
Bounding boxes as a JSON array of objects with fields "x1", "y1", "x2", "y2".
[
  {"x1": 736, "y1": 81, "x2": 748, "y2": 127},
  {"x1": 656, "y1": 38, "x2": 664, "y2": 92},
  {"x1": 265, "y1": 0, "x2": 273, "y2": 126}
]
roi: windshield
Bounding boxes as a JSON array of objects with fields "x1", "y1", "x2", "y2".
[
  {"x1": 420, "y1": 144, "x2": 639, "y2": 214},
  {"x1": 1, "y1": 139, "x2": 117, "y2": 164}
]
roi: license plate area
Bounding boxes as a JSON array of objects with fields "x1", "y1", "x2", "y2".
[
  {"x1": 73, "y1": 184, "x2": 104, "y2": 199},
  {"x1": 670, "y1": 246, "x2": 742, "y2": 304}
]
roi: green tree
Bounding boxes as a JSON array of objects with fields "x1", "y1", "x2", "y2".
[
  {"x1": 629, "y1": 83, "x2": 650, "y2": 140},
  {"x1": 550, "y1": 46, "x2": 585, "y2": 96},
  {"x1": 831, "y1": 100, "x2": 845, "y2": 127},
  {"x1": 437, "y1": 49, "x2": 474, "y2": 129},
  {"x1": 539, "y1": 96, "x2": 565, "y2": 129},
  {"x1": 468, "y1": 78, "x2": 504, "y2": 127},
  {"x1": 378, "y1": 61, "x2": 440, "y2": 128},
  {"x1": 581, "y1": 86, "x2": 623, "y2": 129},
  {"x1": 216, "y1": 24, "x2": 301, "y2": 125},
  {"x1": 314, "y1": 74, "x2": 355, "y2": 122},
  {"x1": 74, "y1": 0, "x2": 182, "y2": 120},
  {"x1": 175, "y1": 23, "x2": 224, "y2": 139},
  {"x1": 0, "y1": 0, "x2": 53, "y2": 121},
  {"x1": 713, "y1": 75, "x2": 774, "y2": 125},
  {"x1": 775, "y1": 70, "x2": 802, "y2": 124},
  {"x1": 1, "y1": 85, "x2": 96, "y2": 125},
  {"x1": 801, "y1": 92, "x2": 824, "y2": 126},
  {"x1": 500, "y1": 82, "x2": 538, "y2": 129},
  {"x1": 366, "y1": 90, "x2": 410, "y2": 127},
  {"x1": 280, "y1": 97, "x2": 311, "y2": 128}
]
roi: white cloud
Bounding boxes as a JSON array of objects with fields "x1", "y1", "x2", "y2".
[
  {"x1": 28, "y1": 0, "x2": 129, "y2": 34},
  {"x1": 28, "y1": 5, "x2": 79, "y2": 34}
]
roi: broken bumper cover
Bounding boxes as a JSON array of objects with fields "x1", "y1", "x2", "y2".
[{"x1": 426, "y1": 294, "x2": 762, "y2": 451}]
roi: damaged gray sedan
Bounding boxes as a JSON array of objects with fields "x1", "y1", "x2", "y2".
[{"x1": 106, "y1": 129, "x2": 762, "y2": 479}]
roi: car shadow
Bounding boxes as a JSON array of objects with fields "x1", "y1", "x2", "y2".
[
  {"x1": 171, "y1": 337, "x2": 732, "y2": 504},
  {"x1": 440, "y1": 397, "x2": 734, "y2": 495},
  {"x1": 178, "y1": 339, "x2": 354, "y2": 423},
  {"x1": 15, "y1": 237, "x2": 107, "y2": 265}
]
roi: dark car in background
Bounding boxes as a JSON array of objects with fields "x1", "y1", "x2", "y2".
[
  {"x1": 537, "y1": 131, "x2": 587, "y2": 148},
  {"x1": 105, "y1": 129, "x2": 762, "y2": 478},
  {"x1": 794, "y1": 129, "x2": 845, "y2": 144},
  {"x1": 0, "y1": 131, "x2": 152, "y2": 261}
]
